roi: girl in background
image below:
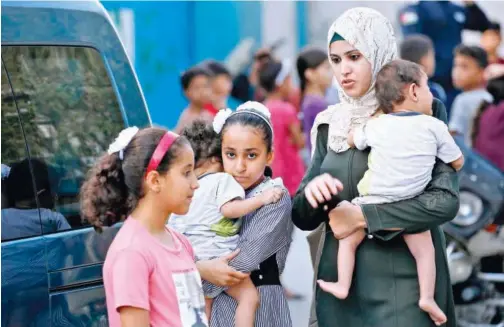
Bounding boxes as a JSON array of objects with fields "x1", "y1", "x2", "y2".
[
  {"x1": 296, "y1": 48, "x2": 333, "y2": 153},
  {"x1": 259, "y1": 61, "x2": 305, "y2": 197}
]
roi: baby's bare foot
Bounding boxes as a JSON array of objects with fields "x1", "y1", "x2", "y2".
[
  {"x1": 419, "y1": 298, "x2": 447, "y2": 326},
  {"x1": 317, "y1": 280, "x2": 349, "y2": 299}
]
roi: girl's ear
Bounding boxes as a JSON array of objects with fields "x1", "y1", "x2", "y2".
[
  {"x1": 266, "y1": 150, "x2": 274, "y2": 165},
  {"x1": 144, "y1": 170, "x2": 162, "y2": 194},
  {"x1": 304, "y1": 68, "x2": 315, "y2": 83}
]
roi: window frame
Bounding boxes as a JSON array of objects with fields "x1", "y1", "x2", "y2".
[{"x1": 1, "y1": 44, "x2": 127, "y2": 238}]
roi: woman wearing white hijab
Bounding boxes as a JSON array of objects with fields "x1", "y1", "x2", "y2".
[{"x1": 292, "y1": 8, "x2": 457, "y2": 327}]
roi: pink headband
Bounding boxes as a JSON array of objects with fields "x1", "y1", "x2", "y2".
[{"x1": 145, "y1": 131, "x2": 179, "y2": 175}]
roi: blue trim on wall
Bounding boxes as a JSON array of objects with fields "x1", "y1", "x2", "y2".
[{"x1": 296, "y1": 1, "x2": 307, "y2": 49}]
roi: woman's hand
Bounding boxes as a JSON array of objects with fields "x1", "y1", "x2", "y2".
[
  {"x1": 304, "y1": 173, "x2": 344, "y2": 208},
  {"x1": 328, "y1": 201, "x2": 367, "y2": 239},
  {"x1": 196, "y1": 250, "x2": 249, "y2": 287}
]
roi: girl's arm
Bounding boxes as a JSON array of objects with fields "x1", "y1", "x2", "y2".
[
  {"x1": 111, "y1": 250, "x2": 152, "y2": 326},
  {"x1": 291, "y1": 124, "x2": 330, "y2": 231},
  {"x1": 119, "y1": 307, "x2": 150, "y2": 327},
  {"x1": 288, "y1": 122, "x2": 305, "y2": 149},
  {"x1": 221, "y1": 187, "x2": 283, "y2": 218},
  {"x1": 227, "y1": 192, "x2": 292, "y2": 272}
]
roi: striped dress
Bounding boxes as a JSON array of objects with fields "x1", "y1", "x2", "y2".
[{"x1": 208, "y1": 178, "x2": 294, "y2": 327}]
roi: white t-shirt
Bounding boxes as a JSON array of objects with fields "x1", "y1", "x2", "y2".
[
  {"x1": 352, "y1": 112, "x2": 462, "y2": 205},
  {"x1": 169, "y1": 172, "x2": 245, "y2": 260}
]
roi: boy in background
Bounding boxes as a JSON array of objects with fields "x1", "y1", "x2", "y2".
[
  {"x1": 449, "y1": 45, "x2": 493, "y2": 146},
  {"x1": 481, "y1": 22, "x2": 504, "y2": 65},
  {"x1": 175, "y1": 66, "x2": 213, "y2": 133},
  {"x1": 400, "y1": 34, "x2": 447, "y2": 105}
]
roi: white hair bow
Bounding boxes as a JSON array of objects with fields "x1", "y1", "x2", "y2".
[{"x1": 107, "y1": 126, "x2": 140, "y2": 160}]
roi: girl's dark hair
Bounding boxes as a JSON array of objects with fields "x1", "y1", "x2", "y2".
[
  {"x1": 80, "y1": 127, "x2": 189, "y2": 232},
  {"x1": 221, "y1": 109, "x2": 273, "y2": 153},
  {"x1": 296, "y1": 47, "x2": 327, "y2": 94},
  {"x1": 182, "y1": 120, "x2": 221, "y2": 166},
  {"x1": 258, "y1": 60, "x2": 282, "y2": 93},
  {"x1": 471, "y1": 75, "x2": 504, "y2": 144}
]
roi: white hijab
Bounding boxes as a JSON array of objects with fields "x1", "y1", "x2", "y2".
[{"x1": 311, "y1": 7, "x2": 398, "y2": 154}]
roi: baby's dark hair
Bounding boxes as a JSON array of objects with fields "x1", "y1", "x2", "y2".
[
  {"x1": 221, "y1": 105, "x2": 274, "y2": 176},
  {"x1": 182, "y1": 120, "x2": 221, "y2": 167},
  {"x1": 180, "y1": 66, "x2": 211, "y2": 91},
  {"x1": 454, "y1": 45, "x2": 489, "y2": 69},
  {"x1": 375, "y1": 59, "x2": 424, "y2": 114},
  {"x1": 400, "y1": 34, "x2": 434, "y2": 64},
  {"x1": 259, "y1": 60, "x2": 283, "y2": 93},
  {"x1": 297, "y1": 47, "x2": 328, "y2": 93},
  {"x1": 80, "y1": 127, "x2": 190, "y2": 232}
]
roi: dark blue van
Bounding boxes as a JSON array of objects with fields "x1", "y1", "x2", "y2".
[{"x1": 1, "y1": 1, "x2": 150, "y2": 325}]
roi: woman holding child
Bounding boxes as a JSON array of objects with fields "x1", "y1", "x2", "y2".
[{"x1": 292, "y1": 7, "x2": 460, "y2": 327}]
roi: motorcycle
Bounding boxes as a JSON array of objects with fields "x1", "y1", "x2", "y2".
[{"x1": 444, "y1": 138, "x2": 504, "y2": 327}]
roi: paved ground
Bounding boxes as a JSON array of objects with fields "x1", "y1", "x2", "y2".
[{"x1": 282, "y1": 228, "x2": 315, "y2": 327}]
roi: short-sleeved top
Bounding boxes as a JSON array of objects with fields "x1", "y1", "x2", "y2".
[
  {"x1": 103, "y1": 217, "x2": 208, "y2": 327},
  {"x1": 354, "y1": 112, "x2": 462, "y2": 201},
  {"x1": 1, "y1": 208, "x2": 71, "y2": 240},
  {"x1": 449, "y1": 88, "x2": 493, "y2": 146},
  {"x1": 474, "y1": 101, "x2": 504, "y2": 171},
  {"x1": 208, "y1": 178, "x2": 293, "y2": 327},
  {"x1": 169, "y1": 173, "x2": 245, "y2": 260},
  {"x1": 301, "y1": 95, "x2": 328, "y2": 153},
  {"x1": 265, "y1": 99, "x2": 305, "y2": 196}
]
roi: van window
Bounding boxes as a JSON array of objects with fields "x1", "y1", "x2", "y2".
[
  {"x1": 1, "y1": 59, "x2": 46, "y2": 241},
  {"x1": 2, "y1": 46, "x2": 125, "y2": 232}
]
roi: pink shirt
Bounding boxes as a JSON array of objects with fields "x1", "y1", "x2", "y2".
[
  {"x1": 265, "y1": 99, "x2": 305, "y2": 196},
  {"x1": 103, "y1": 217, "x2": 208, "y2": 327}
]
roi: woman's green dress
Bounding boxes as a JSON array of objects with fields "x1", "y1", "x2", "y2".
[{"x1": 292, "y1": 99, "x2": 458, "y2": 327}]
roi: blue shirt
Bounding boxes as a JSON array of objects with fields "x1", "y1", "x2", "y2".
[{"x1": 429, "y1": 81, "x2": 447, "y2": 105}]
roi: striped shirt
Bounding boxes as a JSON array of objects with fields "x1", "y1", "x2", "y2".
[{"x1": 207, "y1": 178, "x2": 294, "y2": 327}]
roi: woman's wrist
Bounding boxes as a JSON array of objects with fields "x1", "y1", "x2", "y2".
[{"x1": 358, "y1": 205, "x2": 368, "y2": 229}]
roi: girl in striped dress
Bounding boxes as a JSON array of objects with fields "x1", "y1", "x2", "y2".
[{"x1": 206, "y1": 101, "x2": 294, "y2": 327}]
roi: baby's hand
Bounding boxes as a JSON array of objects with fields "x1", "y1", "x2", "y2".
[{"x1": 260, "y1": 187, "x2": 284, "y2": 205}]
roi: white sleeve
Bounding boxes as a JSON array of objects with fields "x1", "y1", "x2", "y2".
[
  {"x1": 433, "y1": 119, "x2": 463, "y2": 164},
  {"x1": 353, "y1": 124, "x2": 369, "y2": 150},
  {"x1": 216, "y1": 174, "x2": 246, "y2": 209}
]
